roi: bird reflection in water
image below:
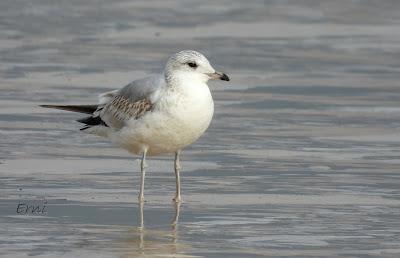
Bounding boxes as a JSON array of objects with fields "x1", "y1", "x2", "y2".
[
  {"x1": 171, "y1": 201, "x2": 181, "y2": 250},
  {"x1": 121, "y1": 201, "x2": 190, "y2": 258}
]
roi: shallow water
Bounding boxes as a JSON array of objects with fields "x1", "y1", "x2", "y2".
[{"x1": 1, "y1": 0, "x2": 400, "y2": 257}]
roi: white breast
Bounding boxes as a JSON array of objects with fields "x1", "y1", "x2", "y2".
[{"x1": 114, "y1": 81, "x2": 214, "y2": 155}]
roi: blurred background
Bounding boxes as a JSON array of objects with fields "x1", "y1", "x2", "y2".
[{"x1": 1, "y1": 0, "x2": 400, "y2": 257}]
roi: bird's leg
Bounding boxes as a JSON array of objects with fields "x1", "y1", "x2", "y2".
[
  {"x1": 171, "y1": 201, "x2": 181, "y2": 247},
  {"x1": 171, "y1": 200, "x2": 181, "y2": 226},
  {"x1": 138, "y1": 149, "x2": 147, "y2": 202},
  {"x1": 138, "y1": 200, "x2": 144, "y2": 229},
  {"x1": 173, "y1": 150, "x2": 182, "y2": 203},
  {"x1": 138, "y1": 200, "x2": 145, "y2": 252}
]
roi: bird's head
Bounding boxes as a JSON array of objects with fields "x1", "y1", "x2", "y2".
[{"x1": 165, "y1": 50, "x2": 229, "y2": 84}]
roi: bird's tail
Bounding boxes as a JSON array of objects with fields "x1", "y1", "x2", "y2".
[
  {"x1": 40, "y1": 104, "x2": 98, "y2": 114},
  {"x1": 40, "y1": 104, "x2": 109, "y2": 137}
]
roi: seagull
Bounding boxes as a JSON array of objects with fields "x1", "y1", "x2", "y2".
[{"x1": 41, "y1": 50, "x2": 230, "y2": 203}]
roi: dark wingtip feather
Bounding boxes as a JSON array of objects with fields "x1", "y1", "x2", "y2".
[
  {"x1": 77, "y1": 116, "x2": 108, "y2": 127},
  {"x1": 80, "y1": 126, "x2": 91, "y2": 131},
  {"x1": 39, "y1": 104, "x2": 98, "y2": 114}
]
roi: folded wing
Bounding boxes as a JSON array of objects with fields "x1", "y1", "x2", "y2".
[
  {"x1": 83, "y1": 74, "x2": 164, "y2": 132},
  {"x1": 40, "y1": 74, "x2": 165, "y2": 136}
]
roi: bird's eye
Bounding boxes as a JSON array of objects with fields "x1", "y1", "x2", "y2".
[{"x1": 187, "y1": 62, "x2": 198, "y2": 68}]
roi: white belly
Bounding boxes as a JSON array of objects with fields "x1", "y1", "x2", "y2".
[{"x1": 113, "y1": 84, "x2": 214, "y2": 155}]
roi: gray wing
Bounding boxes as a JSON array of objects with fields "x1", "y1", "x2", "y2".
[
  {"x1": 97, "y1": 74, "x2": 165, "y2": 129},
  {"x1": 118, "y1": 75, "x2": 164, "y2": 102}
]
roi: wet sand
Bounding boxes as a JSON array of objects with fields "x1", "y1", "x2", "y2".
[{"x1": 1, "y1": 0, "x2": 400, "y2": 257}]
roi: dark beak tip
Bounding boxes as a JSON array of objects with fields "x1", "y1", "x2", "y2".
[{"x1": 220, "y1": 73, "x2": 230, "y2": 81}]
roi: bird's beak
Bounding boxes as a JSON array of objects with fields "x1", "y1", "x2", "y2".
[{"x1": 208, "y1": 71, "x2": 230, "y2": 81}]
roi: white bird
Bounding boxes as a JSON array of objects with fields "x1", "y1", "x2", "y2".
[{"x1": 41, "y1": 50, "x2": 230, "y2": 203}]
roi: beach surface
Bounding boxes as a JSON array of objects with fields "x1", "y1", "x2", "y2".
[{"x1": 1, "y1": 1, "x2": 400, "y2": 257}]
